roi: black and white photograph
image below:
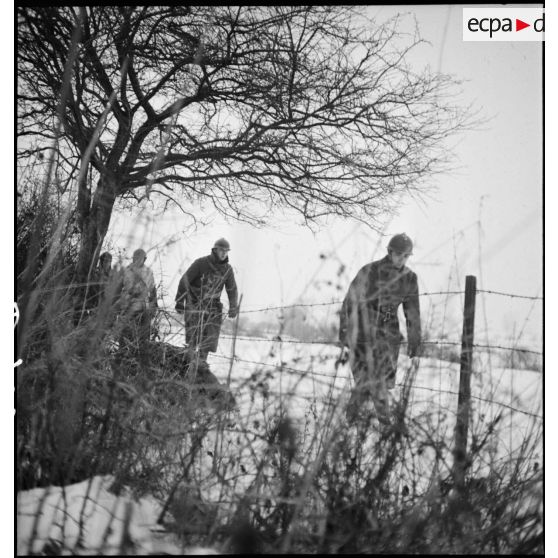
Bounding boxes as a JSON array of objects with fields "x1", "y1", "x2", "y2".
[{"x1": 15, "y1": 4, "x2": 545, "y2": 554}]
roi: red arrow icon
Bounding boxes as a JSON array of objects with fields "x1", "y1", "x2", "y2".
[{"x1": 516, "y1": 19, "x2": 530, "y2": 31}]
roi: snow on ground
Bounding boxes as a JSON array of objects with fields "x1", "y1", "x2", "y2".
[
  {"x1": 161, "y1": 321, "x2": 541, "y2": 474},
  {"x1": 17, "y1": 323, "x2": 542, "y2": 554},
  {"x1": 18, "y1": 476, "x2": 155, "y2": 555},
  {"x1": 17, "y1": 474, "x2": 221, "y2": 555},
  {"x1": 164, "y1": 322, "x2": 542, "y2": 499},
  {"x1": 207, "y1": 332, "x2": 542, "y2": 453}
]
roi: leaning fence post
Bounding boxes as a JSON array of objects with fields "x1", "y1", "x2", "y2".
[{"x1": 452, "y1": 274, "x2": 477, "y2": 491}]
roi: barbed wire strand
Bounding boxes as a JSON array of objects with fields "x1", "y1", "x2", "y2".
[
  {"x1": 477, "y1": 289, "x2": 543, "y2": 301},
  {"x1": 215, "y1": 333, "x2": 542, "y2": 357},
  {"x1": 156, "y1": 287, "x2": 541, "y2": 319},
  {"x1": 158, "y1": 304, "x2": 542, "y2": 357},
  {"x1": 206, "y1": 353, "x2": 541, "y2": 420},
  {"x1": 235, "y1": 290, "x2": 467, "y2": 314}
]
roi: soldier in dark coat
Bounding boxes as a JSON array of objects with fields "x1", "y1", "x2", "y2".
[
  {"x1": 175, "y1": 238, "x2": 239, "y2": 364},
  {"x1": 339, "y1": 233, "x2": 421, "y2": 424}
]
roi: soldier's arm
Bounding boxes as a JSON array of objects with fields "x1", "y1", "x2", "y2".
[
  {"x1": 403, "y1": 272, "x2": 422, "y2": 357},
  {"x1": 175, "y1": 266, "x2": 196, "y2": 311},
  {"x1": 175, "y1": 260, "x2": 199, "y2": 311},
  {"x1": 225, "y1": 267, "x2": 239, "y2": 317},
  {"x1": 185, "y1": 258, "x2": 202, "y2": 284},
  {"x1": 339, "y1": 267, "x2": 368, "y2": 346}
]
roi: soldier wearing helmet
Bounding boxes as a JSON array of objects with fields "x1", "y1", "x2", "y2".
[
  {"x1": 175, "y1": 238, "x2": 238, "y2": 366},
  {"x1": 116, "y1": 248, "x2": 158, "y2": 361},
  {"x1": 339, "y1": 233, "x2": 421, "y2": 425}
]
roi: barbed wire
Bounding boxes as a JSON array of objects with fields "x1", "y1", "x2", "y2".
[
  {"x1": 219, "y1": 334, "x2": 334, "y2": 345},
  {"x1": 207, "y1": 352, "x2": 541, "y2": 420},
  {"x1": 477, "y1": 289, "x2": 543, "y2": 301},
  {"x1": 211, "y1": 353, "x2": 347, "y2": 381},
  {"x1": 155, "y1": 280, "x2": 543, "y2": 401},
  {"x1": 216, "y1": 333, "x2": 542, "y2": 357},
  {"x1": 208, "y1": 354, "x2": 542, "y2": 421},
  {"x1": 407, "y1": 385, "x2": 542, "y2": 421},
  {"x1": 156, "y1": 286, "x2": 541, "y2": 319},
  {"x1": 160, "y1": 320, "x2": 544, "y2": 356},
  {"x1": 235, "y1": 290, "x2": 467, "y2": 314},
  {"x1": 471, "y1": 342, "x2": 542, "y2": 356}
]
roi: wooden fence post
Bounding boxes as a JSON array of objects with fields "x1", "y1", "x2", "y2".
[{"x1": 452, "y1": 275, "x2": 477, "y2": 491}]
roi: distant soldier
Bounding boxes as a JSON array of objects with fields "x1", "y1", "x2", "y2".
[
  {"x1": 339, "y1": 233, "x2": 421, "y2": 425},
  {"x1": 117, "y1": 248, "x2": 158, "y2": 356},
  {"x1": 175, "y1": 238, "x2": 239, "y2": 366}
]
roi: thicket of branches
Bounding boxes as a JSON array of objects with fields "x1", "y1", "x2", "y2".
[{"x1": 18, "y1": 5, "x2": 474, "y2": 286}]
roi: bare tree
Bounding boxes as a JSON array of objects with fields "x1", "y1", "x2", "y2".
[{"x1": 18, "y1": 6, "x2": 472, "y2": 283}]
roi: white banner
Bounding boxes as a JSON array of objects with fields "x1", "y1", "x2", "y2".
[{"x1": 463, "y1": 8, "x2": 544, "y2": 41}]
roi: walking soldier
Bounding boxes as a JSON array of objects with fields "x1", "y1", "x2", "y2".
[
  {"x1": 116, "y1": 248, "x2": 158, "y2": 360},
  {"x1": 339, "y1": 233, "x2": 421, "y2": 425},
  {"x1": 175, "y1": 238, "x2": 239, "y2": 366}
]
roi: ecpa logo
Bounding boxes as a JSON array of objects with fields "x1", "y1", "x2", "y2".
[{"x1": 463, "y1": 8, "x2": 544, "y2": 41}]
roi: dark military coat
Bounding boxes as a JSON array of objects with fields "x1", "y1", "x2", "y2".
[
  {"x1": 175, "y1": 250, "x2": 238, "y2": 311},
  {"x1": 339, "y1": 255, "x2": 421, "y2": 357},
  {"x1": 175, "y1": 250, "x2": 238, "y2": 353}
]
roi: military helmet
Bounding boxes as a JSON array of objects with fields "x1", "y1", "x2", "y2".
[
  {"x1": 388, "y1": 233, "x2": 413, "y2": 254},
  {"x1": 99, "y1": 251, "x2": 112, "y2": 264},
  {"x1": 132, "y1": 248, "x2": 147, "y2": 260},
  {"x1": 213, "y1": 237, "x2": 231, "y2": 251}
]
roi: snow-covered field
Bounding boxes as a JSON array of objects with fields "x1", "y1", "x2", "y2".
[
  {"x1": 205, "y1": 330, "x2": 542, "y2": 466},
  {"x1": 17, "y1": 323, "x2": 542, "y2": 555}
]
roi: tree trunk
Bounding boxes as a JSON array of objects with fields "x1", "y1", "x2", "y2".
[{"x1": 75, "y1": 176, "x2": 117, "y2": 319}]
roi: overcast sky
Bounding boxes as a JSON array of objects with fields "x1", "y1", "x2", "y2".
[{"x1": 106, "y1": 4, "x2": 543, "y2": 348}]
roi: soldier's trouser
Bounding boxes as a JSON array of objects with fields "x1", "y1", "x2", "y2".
[
  {"x1": 185, "y1": 302, "x2": 223, "y2": 359},
  {"x1": 347, "y1": 339, "x2": 400, "y2": 424},
  {"x1": 373, "y1": 335, "x2": 400, "y2": 390}
]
